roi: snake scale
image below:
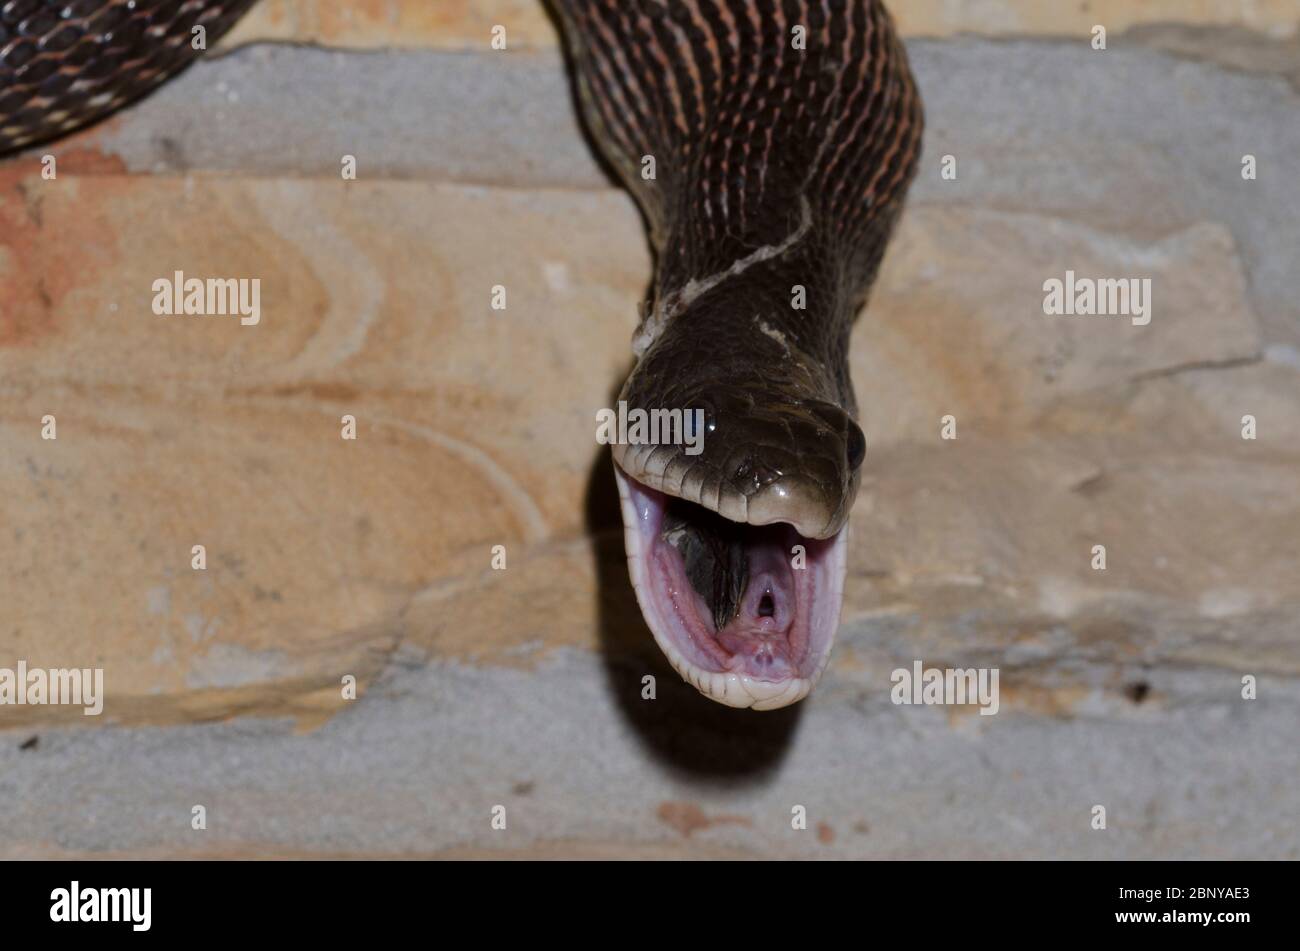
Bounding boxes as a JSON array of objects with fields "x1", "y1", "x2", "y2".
[{"x1": 1, "y1": 0, "x2": 922, "y2": 710}]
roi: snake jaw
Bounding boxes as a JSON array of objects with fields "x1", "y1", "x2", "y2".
[
  {"x1": 614, "y1": 464, "x2": 848, "y2": 710},
  {"x1": 609, "y1": 408, "x2": 860, "y2": 541}
]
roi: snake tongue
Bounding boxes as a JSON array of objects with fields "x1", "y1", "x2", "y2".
[{"x1": 660, "y1": 499, "x2": 749, "y2": 632}]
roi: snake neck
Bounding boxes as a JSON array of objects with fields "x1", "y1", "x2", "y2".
[
  {"x1": 638, "y1": 238, "x2": 857, "y2": 404},
  {"x1": 557, "y1": 0, "x2": 924, "y2": 321},
  {"x1": 558, "y1": 0, "x2": 922, "y2": 439}
]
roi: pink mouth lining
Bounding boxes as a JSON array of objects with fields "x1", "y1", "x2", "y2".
[{"x1": 615, "y1": 466, "x2": 847, "y2": 693}]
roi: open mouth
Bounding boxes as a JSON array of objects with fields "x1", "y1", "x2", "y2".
[{"x1": 613, "y1": 465, "x2": 848, "y2": 710}]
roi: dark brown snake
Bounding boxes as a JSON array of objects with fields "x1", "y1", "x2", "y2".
[{"x1": 1, "y1": 0, "x2": 922, "y2": 710}]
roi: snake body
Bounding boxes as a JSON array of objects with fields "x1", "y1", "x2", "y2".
[
  {"x1": 556, "y1": 0, "x2": 922, "y2": 708},
  {"x1": 0, "y1": 0, "x2": 254, "y2": 152},
  {"x1": 1, "y1": 0, "x2": 922, "y2": 710}
]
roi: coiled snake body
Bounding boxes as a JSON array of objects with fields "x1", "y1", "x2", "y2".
[
  {"x1": 2, "y1": 0, "x2": 922, "y2": 710},
  {"x1": 0, "y1": 0, "x2": 254, "y2": 151}
]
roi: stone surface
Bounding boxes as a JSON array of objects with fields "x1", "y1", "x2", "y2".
[
  {"x1": 5, "y1": 170, "x2": 1292, "y2": 719},
  {"x1": 39, "y1": 38, "x2": 1300, "y2": 348},
  {"x1": 2, "y1": 654, "x2": 1296, "y2": 859},
  {"x1": 217, "y1": 0, "x2": 1300, "y2": 50},
  {"x1": 2, "y1": 12, "x2": 1298, "y2": 858},
  {"x1": 1, "y1": 174, "x2": 649, "y2": 725},
  {"x1": 221, "y1": 0, "x2": 562, "y2": 51}
]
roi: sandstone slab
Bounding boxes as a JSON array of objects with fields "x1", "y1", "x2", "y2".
[{"x1": 2, "y1": 169, "x2": 1295, "y2": 728}]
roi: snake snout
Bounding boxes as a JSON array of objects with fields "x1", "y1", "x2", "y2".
[
  {"x1": 612, "y1": 371, "x2": 861, "y2": 539},
  {"x1": 743, "y1": 465, "x2": 849, "y2": 539}
]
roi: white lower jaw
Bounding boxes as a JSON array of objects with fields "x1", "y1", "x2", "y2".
[{"x1": 613, "y1": 464, "x2": 848, "y2": 711}]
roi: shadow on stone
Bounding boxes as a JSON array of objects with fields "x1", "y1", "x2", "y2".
[{"x1": 582, "y1": 375, "x2": 802, "y2": 783}]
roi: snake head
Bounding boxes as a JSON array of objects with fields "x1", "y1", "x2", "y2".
[{"x1": 610, "y1": 292, "x2": 864, "y2": 710}]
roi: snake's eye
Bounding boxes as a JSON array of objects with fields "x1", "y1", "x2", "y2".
[
  {"x1": 845, "y1": 422, "x2": 866, "y2": 471},
  {"x1": 684, "y1": 404, "x2": 716, "y2": 442}
]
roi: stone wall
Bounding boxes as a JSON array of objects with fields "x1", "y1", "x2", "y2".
[
  {"x1": 1, "y1": 0, "x2": 1297, "y2": 858},
  {"x1": 218, "y1": 0, "x2": 1300, "y2": 48}
]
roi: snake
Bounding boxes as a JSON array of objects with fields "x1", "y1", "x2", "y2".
[
  {"x1": 0, "y1": 0, "x2": 255, "y2": 152},
  {"x1": 1, "y1": 0, "x2": 922, "y2": 711}
]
